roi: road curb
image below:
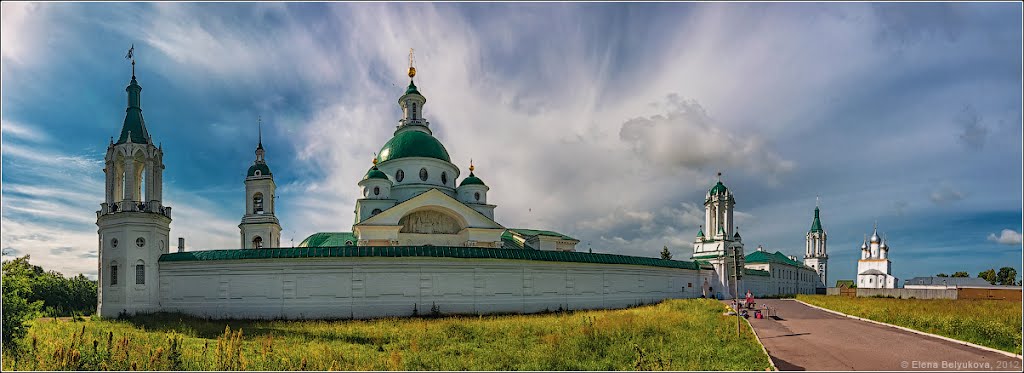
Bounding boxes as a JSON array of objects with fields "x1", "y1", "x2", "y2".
[
  {"x1": 744, "y1": 315, "x2": 779, "y2": 371},
  {"x1": 792, "y1": 299, "x2": 1023, "y2": 360}
]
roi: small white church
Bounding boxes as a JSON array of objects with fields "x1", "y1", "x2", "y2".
[{"x1": 95, "y1": 55, "x2": 852, "y2": 320}]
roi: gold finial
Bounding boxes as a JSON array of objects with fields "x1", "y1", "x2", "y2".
[
  {"x1": 372, "y1": 157, "x2": 378, "y2": 166},
  {"x1": 407, "y1": 48, "x2": 416, "y2": 78},
  {"x1": 469, "y1": 158, "x2": 475, "y2": 173}
]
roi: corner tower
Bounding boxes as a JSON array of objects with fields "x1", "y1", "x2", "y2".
[
  {"x1": 803, "y1": 197, "x2": 828, "y2": 289},
  {"x1": 239, "y1": 118, "x2": 282, "y2": 249},
  {"x1": 96, "y1": 56, "x2": 171, "y2": 317}
]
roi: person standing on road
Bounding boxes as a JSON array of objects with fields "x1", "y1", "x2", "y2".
[{"x1": 745, "y1": 290, "x2": 754, "y2": 309}]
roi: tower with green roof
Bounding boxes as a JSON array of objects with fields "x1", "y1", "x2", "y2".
[
  {"x1": 690, "y1": 172, "x2": 744, "y2": 299},
  {"x1": 97, "y1": 52, "x2": 171, "y2": 317},
  {"x1": 803, "y1": 196, "x2": 828, "y2": 289},
  {"x1": 239, "y1": 117, "x2": 282, "y2": 249}
]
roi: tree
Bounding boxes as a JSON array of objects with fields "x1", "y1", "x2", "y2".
[
  {"x1": 996, "y1": 267, "x2": 1018, "y2": 286},
  {"x1": 2, "y1": 256, "x2": 44, "y2": 352},
  {"x1": 936, "y1": 273, "x2": 948, "y2": 277},
  {"x1": 660, "y1": 246, "x2": 672, "y2": 260},
  {"x1": 979, "y1": 268, "x2": 998, "y2": 285},
  {"x1": 952, "y1": 272, "x2": 969, "y2": 278}
]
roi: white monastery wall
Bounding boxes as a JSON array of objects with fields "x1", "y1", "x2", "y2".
[{"x1": 156, "y1": 257, "x2": 713, "y2": 319}]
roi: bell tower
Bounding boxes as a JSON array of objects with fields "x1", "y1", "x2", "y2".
[
  {"x1": 803, "y1": 196, "x2": 828, "y2": 289},
  {"x1": 96, "y1": 51, "x2": 171, "y2": 318},
  {"x1": 239, "y1": 117, "x2": 282, "y2": 249}
]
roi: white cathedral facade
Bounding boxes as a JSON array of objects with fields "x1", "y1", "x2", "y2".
[
  {"x1": 95, "y1": 57, "x2": 878, "y2": 319},
  {"x1": 856, "y1": 225, "x2": 898, "y2": 288}
]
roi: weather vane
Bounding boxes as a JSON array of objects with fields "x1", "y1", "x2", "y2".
[{"x1": 125, "y1": 44, "x2": 136, "y2": 76}]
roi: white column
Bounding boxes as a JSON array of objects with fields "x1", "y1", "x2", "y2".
[{"x1": 123, "y1": 160, "x2": 136, "y2": 202}]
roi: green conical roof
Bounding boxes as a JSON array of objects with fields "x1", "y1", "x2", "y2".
[
  {"x1": 116, "y1": 76, "x2": 151, "y2": 145},
  {"x1": 810, "y1": 207, "x2": 824, "y2": 233},
  {"x1": 459, "y1": 172, "x2": 486, "y2": 186},
  {"x1": 696, "y1": 227, "x2": 704, "y2": 237},
  {"x1": 363, "y1": 166, "x2": 389, "y2": 181},
  {"x1": 709, "y1": 181, "x2": 728, "y2": 195},
  {"x1": 404, "y1": 80, "x2": 421, "y2": 96}
]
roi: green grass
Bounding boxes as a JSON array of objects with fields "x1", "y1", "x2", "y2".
[
  {"x1": 2, "y1": 299, "x2": 772, "y2": 371},
  {"x1": 797, "y1": 295, "x2": 1022, "y2": 355}
]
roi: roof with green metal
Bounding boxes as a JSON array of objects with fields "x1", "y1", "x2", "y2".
[
  {"x1": 691, "y1": 253, "x2": 721, "y2": 260},
  {"x1": 744, "y1": 268, "x2": 771, "y2": 277},
  {"x1": 709, "y1": 181, "x2": 728, "y2": 195},
  {"x1": 363, "y1": 166, "x2": 388, "y2": 181},
  {"x1": 459, "y1": 172, "x2": 486, "y2": 186},
  {"x1": 117, "y1": 77, "x2": 151, "y2": 145},
  {"x1": 508, "y1": 228, "x2": 578, "y2": 242},
  {"x1": 696, "y1": 227, "x2": 704, "y2": 237},
  {"x1": 247, "y1": 163, "x2": 271, "y2": 177},
  {"x1": 809, "y1": 207, "x2": 824, "y2": 233},
  {"x1": 297, "y1": 232, "x2": 357, "y2": 248},
  {"x1": 404, "y1": 81, "x2": 421, "y2": 96},
  {"x1": 835, "y1": 280, "x2": 856, "y2": 288},
  {"x1": 376, "y1": 130, "x2": 451, "y2": 163},
  {"x1": 158, "y1": 245, "x2": 703, "y2": 270},
  {"x1": 500, "y1": 230, "x2": 528, "y2": 250},
  {"x1": 745, "y1": 250, "x2": 814, "y2": 270}
]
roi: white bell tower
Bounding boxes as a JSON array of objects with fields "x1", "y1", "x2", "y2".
[
  {"x1": 691, "y1": 172, "x2": 744, "y2": 298},
  {"x1": 239, "y1": 117, "x2": 282, "y2": 249},
  {"x1": 803, "y1": 197, "x2": 828, "y2": 289},
  {"x1": 96, "y1": 56, "x2": 171, "y2": 318}
]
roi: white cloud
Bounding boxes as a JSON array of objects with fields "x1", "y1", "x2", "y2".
[
  {"x1": 987, "y1": 229, "x2": 1022, "y2": 245},
  {"x1": 929, "y1": 183, "x2": 966, "y2": 204}
]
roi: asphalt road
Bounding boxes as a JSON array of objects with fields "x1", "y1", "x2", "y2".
[{"x1": 739, "y1": 299, "x2": 1022, "y2": 371}]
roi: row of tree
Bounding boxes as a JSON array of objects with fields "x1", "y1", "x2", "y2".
[
  {"x1": 2, "y1": 255, "x2": 98, "y2": 351},
  {"x1": 935, "y1": 267, "x2": 1020, "y2": 286}
]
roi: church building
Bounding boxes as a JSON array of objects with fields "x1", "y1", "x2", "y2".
[{"x1": 857, "y1": 224, "x2": 898, "y2": 288}]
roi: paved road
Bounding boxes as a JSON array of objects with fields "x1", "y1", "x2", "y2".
[{"x1": 739, "y1": 299, "x2": 1022, "y2": 371}]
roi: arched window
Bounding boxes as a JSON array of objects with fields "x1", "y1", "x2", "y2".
[
  {"x1": 474, "y1": 192, "x2": 481, "y2": 201},
  {"x1": 253, "y1": 193, "x2": 264, "y2": 214},
  {"x1": 253, "y1": 236, "x2": 263, "y2": 249},
  {"x1": 441, "y1": 172, "x2": 447, "y2": 185},
  {"x1": 110, "y1": 261, "x2": 119, "y2": 286},
  {"x1": 419, "y1": 168, "x2": 428, "y2": 181},
  {"x1": 396, "y1": 169, "x2": 405, "y2": 182},
  {"x1": 373, "y1": 186, "x2": 380, "y2": 196},
  {"x1": 412, "y1": 102, "x2": 417, "y2": 120},
  {"x1": 135, "y1": 260, "x2": 145, "y2": 285}
]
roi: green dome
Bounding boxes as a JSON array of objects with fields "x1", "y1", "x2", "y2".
[
  {"x1": 376, "y1": 130, "x2": 451, "y2": 163},
  {"x1": 405, "y1": 81, "x2": 421, "y2": 96},
  {"x1": 363, "y1": 166, "x2": 389, "y2": 181},
  {"x1": 247, "y1": 163, "x2": 271, "y2": 177},
  {"x1": 709, "y1": 181, "x2": 728, "y2": 195},
  {"x1": 459, "y1": 172, "x2": 486, "y2": 187}
]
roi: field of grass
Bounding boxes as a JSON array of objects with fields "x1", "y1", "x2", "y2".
[
  {"x1": 2, "y1": 299, "x2": 772, "y2": 371},
  {"x1": 797, "y1": 295, "x2": 1022, "y2": 355}
]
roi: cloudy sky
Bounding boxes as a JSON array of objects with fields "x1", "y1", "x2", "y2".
[{"x1": 2, "y1": 2, "x2": 1021, "y2": 284}]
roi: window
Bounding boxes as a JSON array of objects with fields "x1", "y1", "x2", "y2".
[
  {"x1": 419, "y1": 168, "x2": 428, "y2": 181},
  {"x1": 254, "y1": 170, "x2": 261, "y2": 176},
  {"x1": 371, "y1": 208, "x2": 382, "y2": 216},
  {"x1": 412, "y1": 102, "x2": 417, "y2": 120},
  {"x1": 253, "y1": 236, "x2": 263, "y2": 249},
  {"x1": 135, "y1": 262, "x2": 145, "y2": 285},
  {"x1": 110, "y1": 264, "x2": 118, "y2": 285},
  {"x1": 253, "y1": 193, "x2": 264, "y2": 214},
  {"x1": 345, "y1": 240, "x2": 353, "y2": 245},
  {"x1": 441, "y1": 172, "x2": 447, "y2": 185},
  {"x1": 396, "y1": 169, "x2": 405, "y2": 182},
  {"x1": 136, "y1": 237, "x2": 145, "y2": 247},
  {"x1": 111, "y1": 238, "x2": 118, "y2": 248},
  {"x1": 688, "y1": 282, "x2": 692, "y2": 288},
  {"x1": 474, "y1": 192, "x2": 481, "y2": 201},
  {"x1": 373, "y1": 186, "x2": 380, "y2": 196}
]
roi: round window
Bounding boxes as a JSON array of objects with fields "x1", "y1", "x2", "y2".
[
  {"x1": 373, "y1": 186, "x2": 380, "y2": 196},
  {"x1": 395, "y1": 169, "x2": 405, "y2": 182},
  {"x1": 111, "y1": 238, "x2": 119, "y2": 248},
  {"x1": 136, "y1": 237, "x2": 146, "y2": 247},
  {"x1": 371, "y1": 208, "x2": 382, "y2": 216},
  {"x1": 254, "y1": 170, "x2": 261, "y2": 176},
  {"x1": 474, "y1": 192, "x2": 481, "y2": 201},
  {"x1": 441, "y1": 172, "x2": 448, "y2": 185},
  {"x1": 419, "y1": 168, "x2": 428, "y2": 181}
]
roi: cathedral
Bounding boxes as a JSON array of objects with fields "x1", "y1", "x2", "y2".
[
  {"x1": 856, "y1": 224, "x2": 898, "y2": 288},
  {"x1": 93, "y1": 53, "x2": 863, "y2": 319}
]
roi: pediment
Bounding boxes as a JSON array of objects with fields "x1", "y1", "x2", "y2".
[{"x1": 355, "y1": 189, "x2": 504, "y2": 230}]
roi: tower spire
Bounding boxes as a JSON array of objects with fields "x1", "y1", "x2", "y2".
[
  {"x1": 257, "y1": 115, "x2": 263, "y2": 149},
  {"x1": 408, "y1": 48, "x2": 416, "y2": 79},
  {"x1": 117, "y1": 44, "x2": 150, "y2": 145}
]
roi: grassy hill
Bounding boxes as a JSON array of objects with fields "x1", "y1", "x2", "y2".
[{"x1": 3, "y1": 298, "x2": 771, "y2": 371}]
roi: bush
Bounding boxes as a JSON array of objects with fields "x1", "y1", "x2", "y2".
[{"x1": 2, "y1": 257, "x2": 43, "y2": 353}]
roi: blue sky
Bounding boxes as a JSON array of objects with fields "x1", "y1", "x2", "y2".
[{"x1": 2, "y1": 2, "x2": 1021, "y2": 284}]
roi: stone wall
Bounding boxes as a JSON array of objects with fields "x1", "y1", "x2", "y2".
[
  {"x1": 155, "y1": 257, "x2": 713, "y2": 319},
  {"x1": 855, "y1": 288, "x2": 958, "y2": 299}
]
